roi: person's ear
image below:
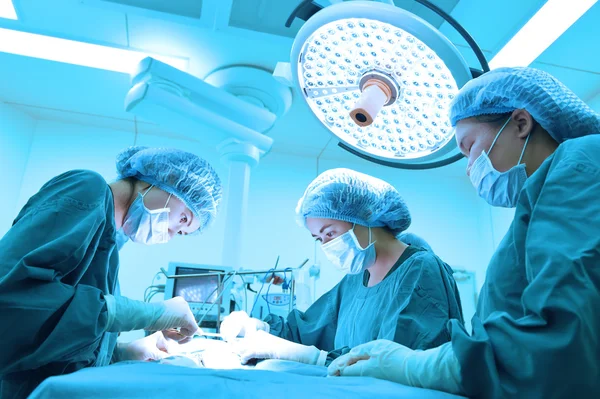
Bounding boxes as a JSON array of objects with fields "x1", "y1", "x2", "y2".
[{"x1": 511, "y1": 109, "x2": 535, "y2": 139}]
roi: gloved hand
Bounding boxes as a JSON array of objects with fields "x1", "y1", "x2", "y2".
[
  {"x1": 233, "y1": 330, "x2": 328, "y2": 365},
  {"x1": 112, "y1": 332, "x2": 174, "y2": 362},
  {"x1": 162, "y1": 328, "x2": 197, "y2": 344},
  {"x1": 220, "y1": 311, "x2": 270, "y2": 341},
  {"x1": 147, "y1": 297, "x2": 198, "y2": 336},
  {"x1": 105, "y1": 295, "x2": 198, "y2": 337},
  {"x1": 327, "y1": 340, "x2": 463, "y2": 395}
]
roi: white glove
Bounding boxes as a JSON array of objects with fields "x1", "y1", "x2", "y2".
[
  {"x1": 105, "y1": 295, "x2": 198, "y2": 337},
  {"x1": 220, "y1": 311, "x2": 270, "y2": 341},
  {"x1": 147, "y1": 297, "x2": 198, "y2": 337},
  {"x1": 113, "y1": 332, "x2": 175, "y2": 362},
  {"x1": 233, "y1": 330, "x2": 328, "y2": 366},
  {"x1": 327, "y1": 340, "x2": 463, "y2": 395},
  {"x1": 162, "y1": 328, "x2": 197, "y2": 344}
]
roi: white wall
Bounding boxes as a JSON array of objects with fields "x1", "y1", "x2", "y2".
[
  {"x1": 488, "y1": 207, "x2": 516, "y2": 249},
  {"x1": 0, "y1": 102, "x2": 36, "y2": 237},
  {"x1": 15, "y1": 118, "x2": 512, "y2": 340}
]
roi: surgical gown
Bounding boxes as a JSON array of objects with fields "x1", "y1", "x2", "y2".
[
  {"x1": 266, "y1": 246, "x2": 464, "y2": 362},
  {"x1": 0, "y1": 170, "x2": 120, "y2": 399},
  {"x1": 448, "y1": 135, "x2": 600, "y2": 398}
]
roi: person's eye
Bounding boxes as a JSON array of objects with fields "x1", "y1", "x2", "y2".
[
  {"x1": 180, "y1": 214, "x2": 188, "y2": 224},
  {"x1": 326, "y1": 232, "x2": 334, "y2": 238},
  {"x1": 314, "y1": 237, "x2": 322, "y2": 243}
]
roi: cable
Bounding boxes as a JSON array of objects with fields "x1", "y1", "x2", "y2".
[
  {"x1": 147, "y1": 290, "x2": 163, "y2": 303},
  {"x1": 265, "y1": 279, "x2": 273, "y2": 316},
  {"x1": 249, "y1": 268, "x2": 275, "y2": 317},
  {"x1": 197, "y1": 272, "x2": 238, "y2": 326},
  {"x1": 144, "y1": 271, "x2": 165, "y2": 302},
  {"x1": 235, "y1": 274, "x2": 248, "y2": 313},
  {"x1": 144, "y1": 285, "x2": 164, "y2": 302},
  {"x1": 249, "y1": 257, "x2": 281, "y2": 317},
  {"x1": 196, "y1": 273, "x2": 234, "y2": 323}
]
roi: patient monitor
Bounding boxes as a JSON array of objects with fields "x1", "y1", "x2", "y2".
[{"x1": 164, "y1": 262, "x2": 232, "y2": 326}]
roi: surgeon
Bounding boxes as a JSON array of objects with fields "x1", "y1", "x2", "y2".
[
  {"x1": 223, "y1": 168, "x2": 464, "y2": 366},
  {"x1": 327, "y1": 67, "x2": 600, "y2": 397},
  {"x1": 0, "y1": 146, "x2": 222, "y2": 398}
]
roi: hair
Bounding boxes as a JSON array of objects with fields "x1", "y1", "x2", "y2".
[
  {"x1": 476, "y1": 111, "x2": 539, "y2": 131},
  {"x1": 475, "y1": 112, "x2": 513, "y2": 126}
]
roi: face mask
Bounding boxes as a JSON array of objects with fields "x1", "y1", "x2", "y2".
[
  {"x1": 321, "y1": 224, "x2": 376, "y2": 275},
  {"x1": 469, "y1": 118, "x2": 531, "y2": 208},
  {"x1": 122, "y1": 186, "x2": 172, "y2": 245}
]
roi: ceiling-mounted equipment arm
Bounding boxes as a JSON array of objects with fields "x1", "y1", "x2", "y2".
[
  {"x1": 285, "y1": 0, "x2": 325, "y2": 27},
  {"x1": 413, "y1": 0, "x2": 489, "y2": 76}
]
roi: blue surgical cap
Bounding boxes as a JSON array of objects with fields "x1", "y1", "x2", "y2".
[
  {"x1": 398, "y1": 232, "x2": 433, "y2": 251},
  {"x1": 116, "y1": 146, "x2": 222, "y2": 233},
  {"x1": 449, "y1": 67, "x2": 600, "y2": 143},
  {"x1": 296, "y1": 168, "x2": 411, "y2": 235}
]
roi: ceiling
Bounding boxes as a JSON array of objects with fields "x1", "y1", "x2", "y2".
[{"x1": 1, "y1": 0, "x2": 599, "y2": 172}]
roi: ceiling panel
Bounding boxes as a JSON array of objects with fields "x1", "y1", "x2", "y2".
[
  {"x1": 535, "y1": 2, "x2": 600, "y2": 74},
  {"x1": 228, "y1": 0, "x2": 460, "y2": 38},
  {"x1": 1, "y1": 0, "x2": 599, "y2": 165},
  {"x1": 229, "y1": 0, "x2": 305, "y2": 38},
  {"x1": 0, "y1": 52, "x2": 132, "y2": 119},
  {"x1": 102, "y1": 0, "x2": 203, "y2": 19},
  {"x1": 439, "y1": 0, "x2": 545, "y2": 54},
  {"x1": 393, "y1": 0, "x2": 460, "y2": 28},
  {"x1": 16, "y1": 0, "x2": 128, "y2": 46}
]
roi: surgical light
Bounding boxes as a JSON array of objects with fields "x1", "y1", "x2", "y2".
[
  {"x1": 0, "y1": 28, "x2": 188, "y2": 73},
  {"x1": 288, "y1": 1, "x2": 489, "y2": 169},
  {"x1": 0, "y1": 0, "x2": 17, "y2": 20},
  {"x1": 490, "y1": 0, "x2": 598, "y2": 69}
]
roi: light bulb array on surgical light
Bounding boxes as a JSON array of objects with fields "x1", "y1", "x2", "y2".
[{"x1": 298, "y1": 18, "x2": 459, "y2": 160}]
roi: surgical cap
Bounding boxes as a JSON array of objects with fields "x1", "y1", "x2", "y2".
[
  {"x1": 398, "y1": 232, "x2": 433, "y2": 251},
  {"x1": 116, "y1": 146, "x2": 222, "y2": 233},
  {"x1": 449, "y1": 67, "x2": 600, "y2": 143},
  {"x1": 296, "y1": 168, "x2": 411, "y2": 234}
]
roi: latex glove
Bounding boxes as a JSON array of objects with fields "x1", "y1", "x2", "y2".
[
  {"x1": 113, "y1": 332, "x2": 174, "y2": 362},
  {"x1": 146, "y1": 297, "x2": 198, "y2": 336},
  {"x1": 162, "y1": 328, "x2": 196, "y2": 344},
  {"x1": 233, "y1": 330, "x2": 327, "y2": 366},
  {"x1": 220, "y1": 311, "x2": 270, "y2": 341},
  {"x1": 328, "y1": 340, "x2": 463, "y2": 395},
  {"x1": 105, "y1": 295, "x2": 198, "y2": 337}
]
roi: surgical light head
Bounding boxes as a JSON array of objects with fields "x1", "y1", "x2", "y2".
[{"x1": 289, "y1": 0, "x2": 484, "y2": 169}]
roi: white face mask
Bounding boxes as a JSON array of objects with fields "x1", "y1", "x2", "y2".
[
  {"x1": 321, "y1": 225, "x2": 376, "y2": 275},
  {"x1": 122, "y1": 186, "x2": 172, "y2": 245},
  {"x1": 469, "y1": 118, "x2": 531, "y2": 208}
]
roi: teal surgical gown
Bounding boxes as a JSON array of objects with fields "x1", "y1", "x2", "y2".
[
  {"x1": 0, "y1": 170, "x2": 120, "y2": 399},
  {"x1": 449, "y1": 135, "x2": 600, "y2": 398},
  {"x1": 266, "y1": 246, "x2": 464, "y2": 362}
]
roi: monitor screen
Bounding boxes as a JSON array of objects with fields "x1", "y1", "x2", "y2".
[{"x1": 173, "y1": 267, "x2": 220, "y2": 305}]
